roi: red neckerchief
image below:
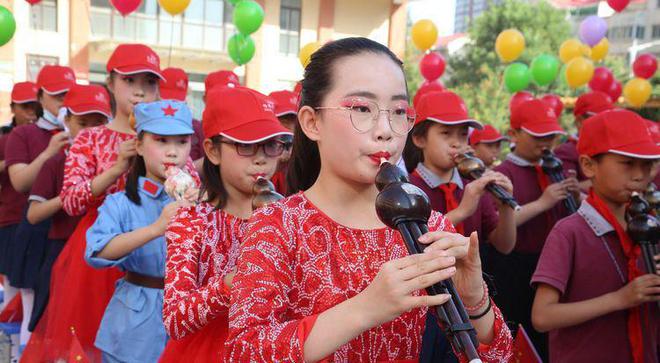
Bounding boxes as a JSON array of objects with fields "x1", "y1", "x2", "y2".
[
  {"x1": 412, "y1": 169, "x2": 464, "y2": 234},
  {"x1": 533, "y1": 165, "x2": 550, "y2": 192},
  {"x1": 586, "y1": 189, "x2": 644, "y2": 363}
]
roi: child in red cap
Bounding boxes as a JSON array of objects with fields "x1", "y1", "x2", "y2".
[
  {"x1": 403, "y1": 90, "x2": 516, "y2": 361},
  {"x1": 160, "y1": 67, "x2": 205, "y2": 166},
  {"x1": 4, "y1": 65, "x2": 74, "y2": 349},
  {"x1": 25, "y1": 84, "x2": 111, "y2": 332},
  {"x1": 469, "y1": 124, "x2": 509, "y2": 168},
  {"x1": 225, "y1": 37, "x2": 512, "y2": 363},
  {"x1": 267, "y1": 89, "x2": 298, "y2": 194},
  {"x1": 0, "y1": 81, "x2": 40, "y2": 313},
  {"x1": 554, "y1": 91, "x2": 614, "y2": 190},
  {"x1": 23, "y1": 43, "x2": 199, "y2": 362},
  {"x1": 532, "y1": 109, "x2": 660, "y2": 363},
  {"x1": 160, "y1": 86, "x2": 292, "y2": 362},
  {"x1": 492, "y1": 98, "x2": 580, "y2": 360}
]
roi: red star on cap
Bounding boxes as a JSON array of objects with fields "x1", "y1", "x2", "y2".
[{"x1": 162, "y1": 105, "x2": 178, "y2": 116}]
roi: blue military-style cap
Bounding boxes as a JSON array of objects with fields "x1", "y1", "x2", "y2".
[{"x1": 134, "y1": 100, "x2": 193, "y2": 136}]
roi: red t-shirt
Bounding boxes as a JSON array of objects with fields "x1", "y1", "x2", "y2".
[
  {"x1": 532, "y1": 201, "x2": 659, "y2": 363},
  {"x1": 29, "y1": 152, "x2": 81, "y2": 241},
  {"x1": 190, "y1": 119, "x2": 204, "y2": 161},
  {"x1": 0, "y1": 133, "x2": 27, "y2": 226},
  {"x1": 408, "y1": 167, "x2": 499, "y2": 241},
  {"x1": 495, "y1": 157, "x2": 569, "y2": 254},
  {"x1": 554, "y1": 139, "x2": 587, "y2": 182}
]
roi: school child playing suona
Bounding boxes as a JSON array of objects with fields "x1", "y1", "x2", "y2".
[
  {"x1": 469, "y1": 124, "x2": 508, "y2": 169},
  {"x1": 160, "y1": 86, "x2": 292, "y2": 363},
  {"x1": 26, "y1": 84, "x2": 112, "y2": 331},
  {"x1": 532, "y1": 109, "x2": 660, "y2": 363}
]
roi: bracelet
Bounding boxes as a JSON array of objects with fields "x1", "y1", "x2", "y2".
[
  {"x1": 469, "y1": 298, "x2": 492, "y2": 320},
  {"x1": 464, "y1": 280, "x2": 489, "y2": 314}
]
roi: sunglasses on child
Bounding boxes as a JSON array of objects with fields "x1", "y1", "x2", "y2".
[{"x1": 220, "y1": 139, "x2": 291, "y2": 157}]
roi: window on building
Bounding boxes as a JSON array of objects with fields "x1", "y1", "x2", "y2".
[
  {"x1": 29, "y1": 0, "x2": 57, "y2": 31},
  {"x1": 90, "y1": 0, "x2": 232, "y2": 52},
  {"x1": 653, "y1": 25, "x2": 660, "y2": 39},
  {"x1": 279, "y1": 0, "x2": 301, "y2": 55},
  {"x1": 26, "y1": 55, "x2": 59, "y2": 81},
  {"x1": 635, "y1": 26, "x2": 645, "y2": 39}
]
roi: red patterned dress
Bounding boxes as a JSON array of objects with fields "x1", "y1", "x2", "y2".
[
  {"x1": 23, "y1": 125, "x2": 198, "y2": 362},
  {"x1": 225, "y1": 193, "x2": 513, "y2": 362},
  {"x1": 159, "y1": 203, "x2": 245, "y2": 363}
]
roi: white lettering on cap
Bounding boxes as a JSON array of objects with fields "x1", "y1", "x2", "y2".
[
  {"x1": 95, "y1": 92, "x2": 107, "y2": 103},
  {"x1": 147, "y1": 54, "x2": 158, "y2": 66},
  {"x1": 64, "y1": 72, "x2": 74, "y2": 81}
]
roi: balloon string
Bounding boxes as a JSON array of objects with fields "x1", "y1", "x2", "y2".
[{"x1": 168, "y1": 17, "x2": 175, "y2": 67}]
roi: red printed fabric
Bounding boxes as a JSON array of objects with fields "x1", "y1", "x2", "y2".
[
  {"x1": 163, "y1": 203, "x2": 245, "y2": 340},
  {"x1": 225, "y1": 193, "x2": 513, "y2": 362},
  {"x1": 60, "y1": 125, "x2": 200, "y2": 216}
]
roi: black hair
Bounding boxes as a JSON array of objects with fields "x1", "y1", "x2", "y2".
[
  {"x1": 125, "y1": 132, "x2": 146, "y2": 205},
  {"x1": 402, "y1": 121, "x2": 432, "y2": 173},
  {"x1": 286, "y1": 37, "x2": 406, "y2": 193},
  {"x1": 200, "y1": 135, "x2": 229, "y2": 210}
]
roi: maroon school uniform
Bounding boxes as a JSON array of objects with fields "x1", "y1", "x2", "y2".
[
  {"x1": 0, "y1": 133, "x2": 27, "y2": 227},
  {"x1": 191, "y1": 119, "x2": 204, "y2": 161},
  {"x1": 29, "y1": 152, "x2": 80, "y2": 240},
  {"x1": 409, "y1": 163, "x2": 498, "y2": 240},
  {"x1": 532, "y1": 201, "x2": 659, "y2": 363},
  {"x1": 554, "y1": 138, "x2": 587, "y2": 181},
  {"x1": 5, "y1": 122, "x2": 55, "y2": 172}
]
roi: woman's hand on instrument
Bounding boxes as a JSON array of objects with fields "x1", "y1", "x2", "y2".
[
  {"x1": 452, "y1": 232, "x2": 486, "y2": 306},
  {"x1": 418, "y1": 231, "x2": 469, "y2": 259},
  {"x1": 354, "y1": 250, "x2": 456, "y2": 328}
]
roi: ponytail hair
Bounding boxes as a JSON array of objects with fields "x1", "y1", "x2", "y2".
[
  {"x1": 402, "y1": 121, "x2": 431, "y2": 173},
  {"x1": 286, "y1": 37, "x2": 406, "y2": 193},
  {"x1": 126, "y1": 133, "x2": 146, "y2": 205},
  {"x1": 200, "y1": 136, "x2": 229, "y2": 210}
]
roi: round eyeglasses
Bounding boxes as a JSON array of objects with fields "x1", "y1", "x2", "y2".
[{"x1": 315, "y1": 98, "x2": 416, "y2": 136}]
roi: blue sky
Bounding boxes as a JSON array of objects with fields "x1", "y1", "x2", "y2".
[{"x1": 408, "y1": 0, "x2": 457, "y2": 36}]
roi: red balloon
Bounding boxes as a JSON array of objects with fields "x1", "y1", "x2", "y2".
[
  {"x1": 110, "y1": 0, "x2": 142, "y2": 16},
  {"x1": 606, "y1": 79, "x2": 622, "y2": 101},
  {"x1": 419, "y1": 52, "x2": 446, "y2": 82},
  {"x1": 632, "y1": 54, "x2": 658, "y2": 79},
  {"x1": 541, "y1": 94, "x2": 564, "y2": 117},
  {"x1": 607, "y1": 0, "x2": 630, "y2": 12},
  {"x1": 588, "y1": 67, "x2": 614, "y2": 92},
  {"x1": 509, "y1": 91, "x2": 534, "y2": 113},
  {"x1": 25, "y1": 0, "x2": 42, "y2": 4}
]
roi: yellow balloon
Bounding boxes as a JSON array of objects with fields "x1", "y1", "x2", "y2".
[
  {"x1": 158, "y1": 0, "x2": 191, "y2": 15},
  {"x1": 299, "y1": 41, "x2": 321, "y2": 68},
  {"x1": 495, "y1": 29, "x2": 525, "y2": 62},
  {"x1": 590, "y1": 38, "x2": 609, "y2": 62},
  {"x1": 559, "y1": 39, "x2": 584, "y2": 64},
  {"x1": 565, "y1": 57, "x2": 594, "y2": 88},
  {"x1": 623, "y1": 78, "x2": 652, "y2": 107},
  {"x1": 411, "y1": 19, "x2": 438, "y2": 51}
]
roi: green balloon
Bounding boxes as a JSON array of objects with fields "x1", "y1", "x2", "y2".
[
  {"x1": 530, "y1": 54, "x2": 560, "y2": 86},
  {"x1": 504, "y1": 62, "x2": 531, "y2": 93},
  {"x1": 228, "y1": 0, "x2": 243, "y2": 5},
  {"x1": 228, "y1": 33, "x2": 255, "y2": 65},
  {"x1": 0, "y1": 6, "x2": 16, "y2": 47},
  {"x1": 233, "y1": 0, "x2": 264, "y2": 35}
]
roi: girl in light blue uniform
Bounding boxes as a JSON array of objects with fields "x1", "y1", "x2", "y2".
[{"x1": 85, "y1": 100, "x2": 194, "y2": 363}]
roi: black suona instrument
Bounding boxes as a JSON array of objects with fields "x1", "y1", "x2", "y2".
[
  {"x1": 375, "y1": 160, "x2": 482, "y2": 363},
  {"x1": 252, "y1": 177, "x2": 284, "y2": 210},
  {"x1": 540, "y1": 149, "x2": 579, "y2": 214},
  {"x1": 454, "y1": 152, "x2": 521, "y2": 211},
  {"x1": 626, "y1": 192, "x2": 659, "y2": 275}
]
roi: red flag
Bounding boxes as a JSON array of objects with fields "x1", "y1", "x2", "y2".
[
  {"x1": 512, "y1": 324, "x2": 542, "y2": 363},
  {"x1": 0, "y1": 295, "x2": 22, "y2": 322},
  {"x1": 68, "y1": 328, "x2": 90, "y2": 363}
]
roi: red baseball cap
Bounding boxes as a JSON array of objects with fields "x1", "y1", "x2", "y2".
[
  {"x1": 415, "y1": 91, "x2": 483, "y2": 129},
  {"x1": 106, "y1": 44, "x2": 163, "y2": 80},
  {"x1": 510, "y1": 99, "x2": 565, "y2": 137},
  {"x1": 36, "y1": 65, "x2": 76, "y2": 95},
  {"x1": 578, "y1": 109, "x2": 660, "y2": 159},
  {"x1": 11, "y1": 82, "x2": 38, "y2": 103},
  {"x1": 203, "y1": 86, "x2": 293, "y2": 143},
  {"x1": 268, "y1": 90, "x2": 298, "y2": 117},
  {"x1": 469, "y1": 124, "x2": 508, "y2": 146},
  {"x1": 413, "y1": 81, "x2": 444, "y2": 108},
  {"x1": 204, "y1": 70, "x2": 240, "y2": 94},
  {"x1": 160, "y1": 68, "x2": 188, "y2": 102},
  {"x1": 574, "y1": 91, "x2": 614, "y2": 118},
  {"x1": 645, "y1": 119, "x2": 660, "y2": 145},
  {"x1": 62, "y1": 84, "x2": 112, "y2": 119}
]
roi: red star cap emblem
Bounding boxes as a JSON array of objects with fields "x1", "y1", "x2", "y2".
[{"x1": 162, "y1": 105, "x2": 178, "y2": 116}]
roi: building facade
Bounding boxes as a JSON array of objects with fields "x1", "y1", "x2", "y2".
[
  {"x1": 454, "y1": 0, "x2": 503, "y2": 33},
  {"x1": 0, "y1": 0, "x2": 407, "y2": 121}
]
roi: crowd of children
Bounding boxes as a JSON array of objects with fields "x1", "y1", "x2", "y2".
[{"x1": 0, "y1": 36, "x2": 656, "y2": 363}]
